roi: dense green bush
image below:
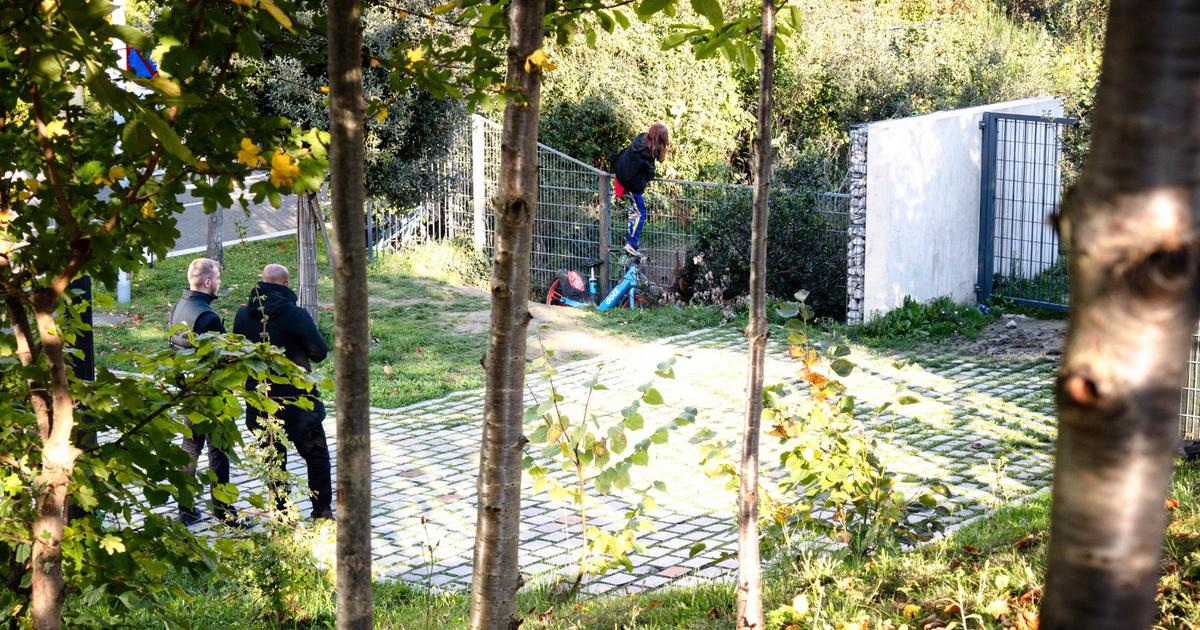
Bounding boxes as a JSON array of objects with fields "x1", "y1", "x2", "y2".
[
  {"x1": 540, "y1": 12, "x2": 750, "y2": 182},
  {"x1": 850, "y1": 296, "x2": 996, "y2": 345},
  {"x1": 677, "y1": 189, "x2": 849, "y2": 319}
]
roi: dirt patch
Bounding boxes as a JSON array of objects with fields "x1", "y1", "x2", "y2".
[
  {"x1": 93, "y1": 313, "x2": 130, "y2": 327},
  {"x1": 962, "y1": 314, "x2": 1067, "y2": 360},
  {"x1": 451, "y1": 301, "x2": 635, "y2": 362}
]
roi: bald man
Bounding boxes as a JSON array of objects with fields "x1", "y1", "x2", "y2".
[{"x1": 232, "y1": 264, "x2": 333, "y2": 520}]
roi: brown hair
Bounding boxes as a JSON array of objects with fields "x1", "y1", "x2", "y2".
[{"x1": 646, "y1": 123, "x2": 669, "y2": 162}]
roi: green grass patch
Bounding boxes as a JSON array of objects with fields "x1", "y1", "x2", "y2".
[
  {"x1": 89, "y1": 462, "x2": 1200, "y2": 628},
  {"x1": 94, "y1": 238, "x2": 725, "y2": 408},
  {"x1": 825, "y1": 296, "x2": 998, "y2": 349}
]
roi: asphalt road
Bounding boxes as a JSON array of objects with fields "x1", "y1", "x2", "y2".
[{"x1": 169, "y1": 178, "x2": 298, "y2": 254}]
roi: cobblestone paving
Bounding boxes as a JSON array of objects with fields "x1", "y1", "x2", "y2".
[{"x1": 201, "y1": 325, "x2": 1059, "y2": 595}]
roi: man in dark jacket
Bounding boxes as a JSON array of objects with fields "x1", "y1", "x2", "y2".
[
  {"x1": 169, "y1": 257, "x2": 239, "y2": 526},
  {"x1": 232, "y1": 264, "x2": 333, "y2": 520}
]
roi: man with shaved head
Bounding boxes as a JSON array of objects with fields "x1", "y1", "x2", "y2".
[{"x1": 233, "y1": 263, "x2": 333, "y2": 520}]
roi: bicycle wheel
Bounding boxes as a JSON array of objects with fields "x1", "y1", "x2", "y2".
[{"x1": 546, "y1": 279, "x2": 562, "y2": 306}]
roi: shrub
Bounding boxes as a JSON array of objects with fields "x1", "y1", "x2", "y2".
[
  {"x1": 853, "y1": 296, "x2": 995, "y2": 345},
  {"x1": 677, "y1": 188, "x2": 849, "y2": 320}
]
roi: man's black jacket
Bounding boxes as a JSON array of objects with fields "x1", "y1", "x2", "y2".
[
  {"x1": 232, "y1": 281, "x2": 328, "y2": 406},
  {"x1": 168, "y1": 290, "x2": 224, "y2": 350}
]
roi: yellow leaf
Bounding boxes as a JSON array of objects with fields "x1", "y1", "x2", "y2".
[
  {"x1": 238, "y1": 137, "x2": 262, "y2": 168},
  {"x1": 268, "y1": 150, "x2": 300, "y2": 189},
  {"x1": 1015, "y1": 609, "x2": 1039, "y2": 630},
  {"x1": 43, "y1": 119, "x2": 68, "y2": 138},
  {"x1": 983, "y1": 600, "x2": 1009, "y2": 618},
  {"x1": 406, "y1": 47, "x2": 425, "y2": 69},
  {"x1": 23, "y1": 178, "x2": 44, "y2": 192},
  {"x1": 319, "y1": 85, "x2": 330, "y2": 94},
  {"x1": 230, "y1": 0, "x2": 253, "y2": 6},
  {"x1": 901, "y1": 603, "x2": 921, "y2": 618},
  {"x1": 107, "y1": 166, "x2": 126, "y2": 182},
  {"x1": 144, "y1": 75, "x2": 181, "y2": 97},
  {"x1": 431, "y1": 1, "x2": 457, "y2": 14},
  {"x1": 99, "y1": 534, "x2": 126, "y2": 555},
  {"x1": 0, "y1": 208, "x2": 17, "y2": 225},
  {"x1": 375, "y1": 106, "x2": 389, "y2": 122},
  {"x1": 140, "y1": 201, "x2": 156, "y2": 219},
  {"x1": 257, "y1": 0, "x2": 295, "y2": 33},
  {"x1": 524, "y1": 48, "x2": 557, "y2": 73},
  {"x1": 369, "y1": 57, "x2": 381, "y2": 68}
]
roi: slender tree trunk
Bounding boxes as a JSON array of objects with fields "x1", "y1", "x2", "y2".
[
  {"x1": 326, "y1": 1, "x2": 373, "y2": 627},
  {"x1": 298, "y1": 193, "x2": 320, "y2": 322},
  {"x1": 1040, "y1": 2, "x2": 1200, "y2": 628},
  {"x1": 736, "y1": 3, "x2": 776, "y2": 629},
  {"x1": 206, "y1": 207, "x2": 224, "y2": 267},
  {"x1": 30, "y1": 295, "x2": 79, "y2": 630},
  {"x1": 469, "y1": 0, "x2": 545, "y2": 627}
]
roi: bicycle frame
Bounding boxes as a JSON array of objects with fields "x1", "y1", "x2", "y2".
[{"x1": 597, "y1": 258, "x2": 641, "y2": 311}]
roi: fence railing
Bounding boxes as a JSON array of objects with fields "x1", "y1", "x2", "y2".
[{"x1": 378, "y1": 114, "x2": 851, "y2": 315}]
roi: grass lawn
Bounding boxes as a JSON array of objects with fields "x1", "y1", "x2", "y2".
[
  {"x1": 91, "y1": 460, "x2": 1200, "y2": 628},
  {"x1": 94, "y1": 238, "x2": 727, "y2": 408}
]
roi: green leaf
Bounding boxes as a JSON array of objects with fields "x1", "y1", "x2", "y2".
[
  {"x1": 641, "y1": 387, "x2": 664, "y2": 405},
  {"x1": 831, "y1": 358, "x2": 854, "y2": 377},
  {"x1": 631, "y1": 447, "x2": 649, "y2": 466},
  {"x1": 655, "y1": 357, "x2": 676, "y2": 378},
  {"x1": 613, "y1": 9, "x2": 631, "y2": 28},
  {"x1": 897, "y1": 395, "x2": 920, "y2": 405},
  {"x1": 624, "y1": 412, "x2": 644, "y2": 430},
  {"x1": 776, "y1": 301, "x2": 799, "y2": 319},
  {"x1": 688, "y1": 542, "x2": 706, "y2": 558},
  {"x1": 608, "y1": 425, "x2": 628, "y2": 454},
  {"x1": 637, "y1": 0, "x2": 673, "y2": 21},
  {"x1": 650, "y1": 428, "x2": 669, "y2": 444},
  {"x1": 690, "y1": 0, "x2": 723, "y2": 27},
  {"x1": 135, "y1": 109, "x2": 194, "y2": 164}
]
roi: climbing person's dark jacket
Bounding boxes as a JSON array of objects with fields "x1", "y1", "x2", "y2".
[
  {"x1": 168, "y1": 290, "x2": 224, "y2": 350},
  {"x1": 609, "y1": 132, "x2": 657, "y2": 195},
  {"x1": 233, "y1": 282, "x2": 329, "y2": 431}
]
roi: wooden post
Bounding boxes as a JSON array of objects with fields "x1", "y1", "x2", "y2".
[
  {"x1": 472, "y1": 115, "x2": 487, "y2": 253},
  {"x1": 598, "y1": 173, "x2": 611, "y2": 295},
  {"x1": 297, "y1": 193, "x2": 319, "y2": 323}
]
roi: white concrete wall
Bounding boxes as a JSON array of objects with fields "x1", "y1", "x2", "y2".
[{"x1": 863, "y1": 97, "x2": 1063, "y2": 320}]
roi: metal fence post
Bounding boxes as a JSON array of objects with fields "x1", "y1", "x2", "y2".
[
  {"x1": 598, "y1": 173, "x2": 611, "y2": 295},
  {"x1": 472, "y1": 115, "x2": 487, "y2": 254},
  {"x1": 976, "y1": 113, "x2": 998, "y2": 304},
  {"x1": 365, "y1": 197, "x2": 374, "y2": 262}
]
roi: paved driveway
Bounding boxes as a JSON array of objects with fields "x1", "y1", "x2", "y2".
[{"x1": 191, "y1": 325, "x2": 1058, "y2": 595}]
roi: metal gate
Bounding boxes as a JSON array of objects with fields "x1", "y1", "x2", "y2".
[{"x1": 975, "y1": 112, "x2": 1076, "y2": 310}]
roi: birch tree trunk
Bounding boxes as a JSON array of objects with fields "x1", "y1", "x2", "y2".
[
  {"x1": 736, "y1": 1, "x2": 775, "y2": 628},
  {"x1": 29, "y1": 291, "x2": 79, "y2": 630},
  {"x1": 1040, "y1": 2, "x2": 1200, "y2": 628},
  {"x1": 297, "y1": 193, "x2": 320, "y2": 323},
  {"x1": 468, "y1": 0, "x2": 546, "y2": 626},
  {"x1": 326, "y1": 0, "x2": 373, "y2": 627},
  {"x1": 206, "y1": 207, "x2": 224, "y2": 267}
]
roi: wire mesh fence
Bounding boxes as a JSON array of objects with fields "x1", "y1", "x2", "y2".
[
  {"x1": 977, "y1": 112, "x2": 1074, "y2": 311},
  {"x1": 380, "y1": 114, "x2": 851, "y2": 317},
  {"x1": 1182, "y1": 324, "x2": 1200, "y2": 440}
]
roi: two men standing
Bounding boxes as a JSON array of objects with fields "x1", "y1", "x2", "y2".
[{"x1": 169, "y1": 259, "x2": 333, "y2": 525}]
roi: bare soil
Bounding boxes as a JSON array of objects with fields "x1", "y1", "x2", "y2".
[
  {"x1": 450, "y1": 295, "x2": 635, "y2": 363},
  {"x1": 962, "y1": 313, "x2": 1067, "y2": 360}
]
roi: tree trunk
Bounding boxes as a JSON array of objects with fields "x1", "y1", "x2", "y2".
[
  {"x1": 736, "y1": 2, "x2": 775, "y2": 629},
  {"x1": 1039, "y1": 2, "x2": 1200, "y2": 628},
  {"x1": 298, "y1": 193, "x2": 320, "y2": 323},
  {"x1": 30, "y1": 295, "x2": 80, "y2": 630},
  {"x1": 468, "y1": 0, "x2": 545, "y2": 627},
  {"x1": 206, "y1": 207, "x2": 224, "y2": 267},
  {"x1": 326, "y1": 1, "x2": 373, "y2": 627}
]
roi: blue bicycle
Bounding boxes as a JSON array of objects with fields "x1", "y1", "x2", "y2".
[{"x1": 546, "y1": 250, "x2": 658, "y2": 311}]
